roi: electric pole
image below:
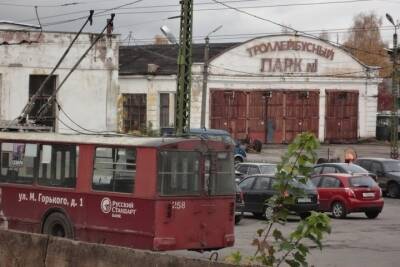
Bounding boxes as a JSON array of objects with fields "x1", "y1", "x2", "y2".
[
  {"x1": 200, "y1": 25, "x2": 222, "y2": 129},
  {"x1": 200, "y1": 36, "x2": 210, "y2": 129},
  {"x1": 387, "y1": 13, "x2": 399, "y2": 159},
  {"x1": 175, "y1": 0, "x2": 194, "y2": 135}
]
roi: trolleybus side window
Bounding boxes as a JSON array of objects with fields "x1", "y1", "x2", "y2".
[
  {"x1": 209, "y1": 152, "x2": 234, "y2": 195},
  {"x1": 0, "y1": 142, "x2": 36, "y2": 184},
  {"x1": 158, "y1": 151, "x2": 200, "y2": 196},
  {"x1": 38, "y1": 144, "x2": 77, "y2": 188},
  {"x1": 92, "y1": 147, "x2": 136, "y2": 193}
]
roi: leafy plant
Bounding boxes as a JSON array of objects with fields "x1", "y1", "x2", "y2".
[{"x1": 226, "y1": 132, "x2": 331, "y2": 267}]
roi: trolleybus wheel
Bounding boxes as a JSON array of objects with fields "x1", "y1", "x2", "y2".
[{"x1": 42, "y1": 212, "x2": 74, "y2": 239}]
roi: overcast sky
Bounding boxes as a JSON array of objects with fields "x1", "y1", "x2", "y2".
[{"x1": 0, "y1": 0, "x2": 399, "y2": 46}]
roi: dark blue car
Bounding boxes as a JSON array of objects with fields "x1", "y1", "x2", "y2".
[{"x1": 190, "y1": 128, "x2": 247, "y2": 164}]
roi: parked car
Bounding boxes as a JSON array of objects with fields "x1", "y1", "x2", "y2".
[
  {"x1": 354, "y1": 158, "x2": 400, "y2": 198},
  {"x1": 237, "y1": 175, "x2": 319, "y2": 219},
  {"x1": 235, "y1": 184, "x2": 245, "y2": 224},
  {"x1": 312, "y1": 162, "x2": 376, "y2": 180},
  {"x1": 235, "y1": 162, "x2": 277, "y2": 182},
  {"x1": 189, "y1": 128, "x2": 247, "y2": 164},
  {"x1": 311, "y1": 174, "x2": 384, "y2": 219}
]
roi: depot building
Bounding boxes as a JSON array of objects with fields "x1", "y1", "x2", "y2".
[{"x1": 119, "y1": 34, "x2": 381, "y2": 143}]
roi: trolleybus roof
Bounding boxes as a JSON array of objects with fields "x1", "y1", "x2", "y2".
[{"x1": 0, "y1": 132, "x2": 198, "y2": 147}]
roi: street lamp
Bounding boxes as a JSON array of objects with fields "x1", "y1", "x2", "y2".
[
  {"x1": 387, "y1": 13, "x2": 399, "y2": 159},
  {"x1": 200, "y1": 25, "x2": 223, "y2": 128},
  {"x1": 160, "y1": 25, "x2": 177, "y2": 44}
]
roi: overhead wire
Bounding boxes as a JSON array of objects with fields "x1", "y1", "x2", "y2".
[
  {"x1": 34, "y1": 5, "x2": 43, "y2": 42},
  {"x1": 3, "y1": 0, "x2": 376, "y2": 10},
  {"x1": 36, "y1": 0, "x2": 146, "y2": 27},
  {"x1": 56, "y1": 100, "x2": 123, "y2": 135},
  {"x1": 210, "y1": 0, "x2": 391, "y2": 58},
  {"x1": 120, "y1": 38, "x2": 382, "y2": 79},
  {"x1": 18, "y1": 0, "x2": 377, "y2": 27},
  {"x1": 208, "y1": 62, "x2": 383, "y2": 78}
]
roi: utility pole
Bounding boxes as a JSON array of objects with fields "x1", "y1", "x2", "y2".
[
  {"x1": 200, "y1": 25, "x2": 222, "y2": 129},
  {"x1": 200, "y1": 36, "x2": 210, "y2": 129},
  {"x1": 387, "y1": 13, "x2": 399, "y2": 159},
  {"x1": 175, "y1": 0, "x2": 194, "y2": 135}
]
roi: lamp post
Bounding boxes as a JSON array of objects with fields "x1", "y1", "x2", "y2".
[
  {"x1": 387, "y1": 13, "x2": 399, "y2": 159},
  {"x1": 200, "y1": 25, "x2": 223, "y2": 128}
]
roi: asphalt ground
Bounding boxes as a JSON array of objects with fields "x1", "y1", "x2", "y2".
[
  {"x1": 168, "y1": 143, "x2": 399, "y2": 266},
  {"x1": 247, "y1": 142, "x2": 392, "y2": 163},
  {"x1": 170, "y1": 197, "x2": 400, "y2": 267}
]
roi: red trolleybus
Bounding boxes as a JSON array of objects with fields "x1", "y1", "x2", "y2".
[{"x1": 0, "y1": 132, "x2": 235, "y2": 251}]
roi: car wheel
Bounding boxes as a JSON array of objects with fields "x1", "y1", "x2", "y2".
[
  {"x1": 387, "y1": 182, "x2": 400, "y2": 198},
  {"x1": 253, "y1": 139, "x2": 262, "y2": 152},
  {"x1": 331, "y1": 201, "x2": 347, "y2": 219},
  {"x1": 264, "y1": 206, "x2": 274, "y2": 221},
  {"x1": 365, "y1": 210, "x2": 380, "y2": 219},
  {"x1": 234, "y1": 156, "x2": 243, "y2": 165},
  {"x1": 235, "y1": 214, "x2": 242, "y2": 225}
]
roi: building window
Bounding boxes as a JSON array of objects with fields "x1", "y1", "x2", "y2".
[
  {"x1": 159, "y1": 93, "x2": 175, "y2": 130},
  {"x1": 122, "y1": 94, "x2": 146, "y2": 132},
  {"x1": 29, "y1": 75, "x2": 57, "y2": 129},
  {"x1": 160, "y1": 93, "x2": 170, "y2": 128}
]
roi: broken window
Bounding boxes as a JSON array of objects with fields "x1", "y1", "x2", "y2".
[
  {"x1": 29, "y1": 75, "x2": 56, "y2": 129},
  {"x1": 122, "y1": 94, "x2": 147, "y2": 132}
]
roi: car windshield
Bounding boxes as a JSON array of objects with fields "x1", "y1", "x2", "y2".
[
  {"x1": 343, "y1": 164, "x2": 368, "y2": 173},
  {"x1": 260, "y1": 165, "x2": 277, "y2": 174},
  {"x1": 222, "y1": 135, "x2": 236, "y2": 146},
  {"x1": 383, "y1": 161, "x2": 400, "y2": 172},
  {"x1": 289, "y1": 179, "x2": 316, "y2": 190},
  {"x1": 202, "y1": 132, "x2": 236, "y2": 146},
  {"x1": 349, "y1": 176, "x2": 377, "y2": 188}
]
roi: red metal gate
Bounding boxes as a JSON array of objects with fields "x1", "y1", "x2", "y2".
[
  {"x1": 210, "y1": 90, "x2": 319, "y2": 144},
  {"x1": 285, "y1": 91, "x2": 319, "y2": 143},
  {"x1": 266, "y1": 91, "x2": 319, "y2": 143},
  {"x1": 266, "y1": 91, "x2": 284, "y2": 143},
  {"x1": 325, "y1": 91, "x2": 359, "y2": 143},
  {"x1": 248, "y1": 91, "x2": 267, "y2": 141},
  {"x1": 210, "y1": 90, "x2": 265, "y2": 141}
]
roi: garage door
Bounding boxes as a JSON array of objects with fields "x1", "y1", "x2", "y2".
[
  {"x1": 325, "y1": 91, "x2": 358, "y2": 143},
  {"x1": 210, "y1": 90, "x2": 266, "y2": 141},
  {"x1": 285, "y1": 91, "x2": 319, "y2": 143},
  {"x1": 266, "y1": 91, "x2": 319, "y2": 143},
  {"x1": 210, "y1": 90, "x2": 319, "y2": 144}
]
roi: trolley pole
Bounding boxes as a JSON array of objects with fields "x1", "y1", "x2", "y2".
[{"x1": 387, "y1": 13, "x2": 399, "y2": 159}]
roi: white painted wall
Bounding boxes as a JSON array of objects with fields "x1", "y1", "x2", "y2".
[{"x1": 0, "y1": 29, "x2": 119, "y2": 133}]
